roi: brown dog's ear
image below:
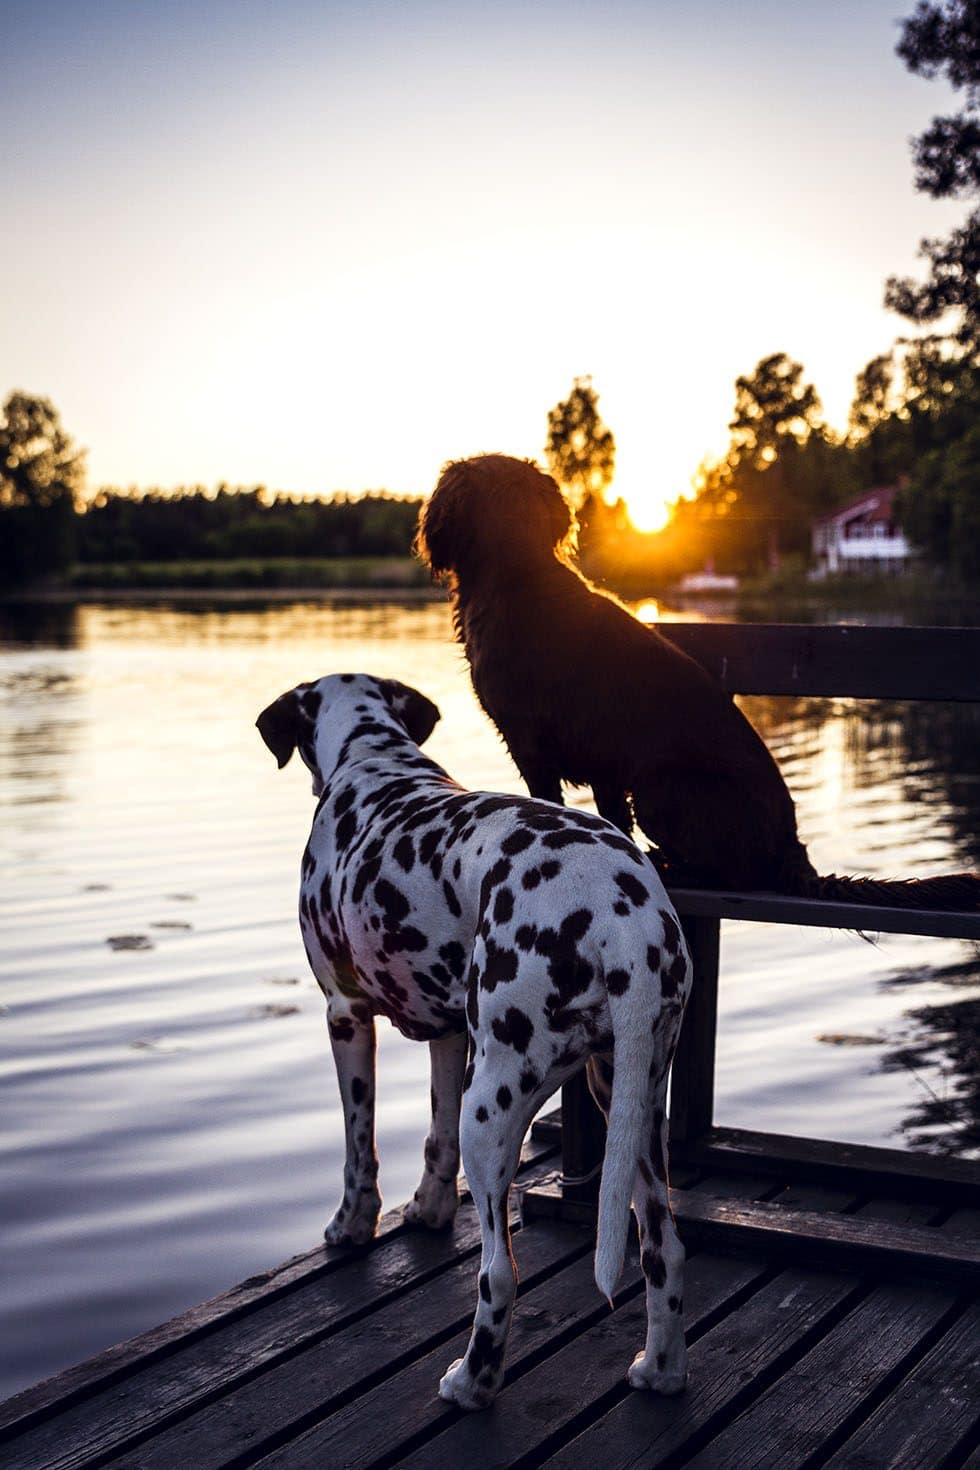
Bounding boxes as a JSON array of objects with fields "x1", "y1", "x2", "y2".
[
  {"x1": 534, "y1": 463, "x2": 574, "y2": 551},
  {"x1": 256, "y1": 691, "x2": 302, "y2": 768},
  {"x1": 380, "y1": 680, "x2": 441, "y2": 745},
  {"x1": 415, "y1": 465, "x2": 464, "y2": 576}
]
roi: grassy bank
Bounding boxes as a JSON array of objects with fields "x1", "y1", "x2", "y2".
[{"x1": 68, "y1": 556, "x2": 431, "y2": 592}]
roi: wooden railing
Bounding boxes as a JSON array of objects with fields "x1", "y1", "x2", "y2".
[{"x1": 555, "y1": 622, "x2": 980, "y2": 1207}]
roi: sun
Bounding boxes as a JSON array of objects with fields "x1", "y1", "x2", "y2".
[{"x1": 611, "y1": 480, "x2": 671, "y2": 533}]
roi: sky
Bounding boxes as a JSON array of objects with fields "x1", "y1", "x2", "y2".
[{"x1": 0, "y1": 0, "x2": 965, "y2": 529}]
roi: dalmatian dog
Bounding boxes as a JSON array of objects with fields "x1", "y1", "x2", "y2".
[{"x1": 257, "y1": 673, "x2": 692, "y2": 1411}]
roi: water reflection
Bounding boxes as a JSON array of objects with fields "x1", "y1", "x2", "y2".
[
  {"x1": 0, "y1": 602, "x2": 80, "y2": 648},
  {"x1": 877, "y1": 952, "x2": 980, "y2": 1155}
]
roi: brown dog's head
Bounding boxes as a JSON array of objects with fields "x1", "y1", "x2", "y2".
[{"x1": 416, "y1": 454, "x2": 574, "y2": 579}]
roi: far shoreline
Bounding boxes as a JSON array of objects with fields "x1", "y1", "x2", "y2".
[{"x1": 0, "y1": 584, "x2": 448, "y2": 605}]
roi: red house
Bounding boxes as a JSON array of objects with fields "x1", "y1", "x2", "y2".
[{"x1": 811, "y1": 486, "x2": 914, "y2": 576}]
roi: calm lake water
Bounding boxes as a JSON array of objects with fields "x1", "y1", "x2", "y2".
[{"x1": 1, "y1": 597, "x2": 978, "y2": 1401}]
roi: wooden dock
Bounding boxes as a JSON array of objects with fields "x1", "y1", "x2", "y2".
[
  {"x1": 1, "y1": 1115, "x2": 977, "y2": 1470},
  {"x1": 4, "y1": 622, "x2": 979, "y2": 1468}
]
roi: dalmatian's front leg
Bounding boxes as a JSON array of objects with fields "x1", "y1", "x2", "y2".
[
  {"x1": 406, "y1": 1029, "x2": 467, "y2": 1229},
  {"x1": 324, "y1": 1006, "x2": 381, "y2": 1246}
]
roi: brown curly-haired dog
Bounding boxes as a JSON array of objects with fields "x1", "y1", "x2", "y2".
[{"x1": 417, "y1": 453, "x2": 980, "y2": 909}]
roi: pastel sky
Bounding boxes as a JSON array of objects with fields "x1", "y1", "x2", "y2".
[{"x1": 0, "y1": 0, "x2": 963, "y2": 527}]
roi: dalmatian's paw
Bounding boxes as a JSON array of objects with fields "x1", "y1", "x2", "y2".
[
  {"x1": 324, "y1": 1194, "x2": 380, "y2": 1247},
  {"x1": 438, "y1": 1356, "x2": 499, "y2": 1411},
  {"x1": 627, "y1": 1347, "x2": 688, "y2": 1395},
  {"x1": 405, "y1": 1180, "x2": 459, "y2": 1229}
]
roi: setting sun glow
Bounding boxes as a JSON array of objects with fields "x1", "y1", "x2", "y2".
[{"x1": 0, "y1": 2, "x2": 966, "y2": 509}]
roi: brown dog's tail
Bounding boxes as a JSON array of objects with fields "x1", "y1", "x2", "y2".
[{"x1": 803, "y1": 870, "x2": 980, "y2": 912}]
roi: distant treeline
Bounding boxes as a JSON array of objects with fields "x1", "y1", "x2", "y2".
[{"x1": 77, "y1": 487, "x2": 423, "y2": 564}]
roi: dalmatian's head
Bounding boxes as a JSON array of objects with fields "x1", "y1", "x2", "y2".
[{"x1": 256, "y1": 673, "x2": 441, "y2": 794}]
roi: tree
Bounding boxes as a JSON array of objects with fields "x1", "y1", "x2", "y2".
[
  {"x1": 848, "y1": 353, "x2": 896, "y2": 440},
  {"x1": 886, "y1": 1, "x2": 980, "y2": 348},
  {"x1": 544, "y1": 376, "x2": 616, "y2": 508},
  {"x1": 728, "y1": 353, "x2": 823, "y2": 470},
  {"x1": 0, "y1": 392, "x2": 86, "y2": 586}
]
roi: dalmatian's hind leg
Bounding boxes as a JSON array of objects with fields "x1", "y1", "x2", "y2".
[
  {"x1": 438, "y1": 1055, "x2": 532, "y2": 1410},
  {"x1": 406, "y1": 1029, "x2": 468, "y2": 1229},
  {"x1": 627, "y1": 1044, "x2": 687, "y2": 1394}
]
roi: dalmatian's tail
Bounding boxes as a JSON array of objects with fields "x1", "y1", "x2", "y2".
[{"x1": 593, "y1": 972, "x2": 659, "y2": 1306}]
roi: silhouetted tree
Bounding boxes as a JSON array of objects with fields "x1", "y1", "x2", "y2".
[
  {"x1": 0, "y1": 392, "x2": 85, "y2": 587},
  {"x1": 886, "y1": 1, "x2": 980, "y2": 349},
  {"x1": 544, "y1": 377, "x2": 616, "y2": 508},
  {"x1": 849, "y1": 354, "x2": 896, "y2": 441},
  {"x1": 728, "y1": 353, "x2": 823, "y2": 470}
]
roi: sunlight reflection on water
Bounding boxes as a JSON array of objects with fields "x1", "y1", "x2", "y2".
[{"x1": 0, "y1": 597, "x2": 977, "y2": 1399}]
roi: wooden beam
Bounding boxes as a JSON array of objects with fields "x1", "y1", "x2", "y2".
[
  {"x1": 671, "y1": 1188, "x2": 980, "y2": 1285},
  {"x1": 520, "y1": 1178, "x2": 980, "y2": 1285},
  {"x1": 671, "y1": 1125, "x2": 980, "y2": 1206},
  {"x1": 658, "y1": 622, "x2": 980, "y2": 702},
  {"x1": 668, "y1": 887, "x2": 980, "y2": 939}
]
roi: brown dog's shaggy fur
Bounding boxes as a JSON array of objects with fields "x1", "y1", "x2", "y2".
[{"x1": 417, "y1": 453, "x2": 980, "y2": 910}]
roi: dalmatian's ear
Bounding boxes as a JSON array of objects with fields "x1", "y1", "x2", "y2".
[
  {"x1": 256, "y1": 690, "x2": 303, "y2": 768},
  {"x1": 380, "y1": 680, "x2": 441, "y2": 746}
]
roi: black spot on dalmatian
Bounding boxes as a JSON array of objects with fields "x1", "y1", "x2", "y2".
[
  {"x1": 481, "y1": 938, "x2": 519, "y2": 990},
  {"x1": 522, "y1": 868, "x2": 542, "y2": 891},
  {"x1": 328, "y1": 1015, "x2": 355, "y2": 1042},
  {"x1": 646, "y1": 1198, "x2": 665, "y2": 1247},
  {"x1": 375, "y1": 878, "x2": 411, "y2": 925},
  {"x1": 542, "y1": 829, "x2": 597, "y2": 850},
  {"x1": 443, "y1": 880, "x2": 462, "y2": 917},
  {"x1": 393, "y1": 835, "x2": 415, "y2": 872},
  {"x1": 647, "y1": 943, "x2": 661, "y2": 972},
  {"x1": 519, "y1": 1065, "x2": 539, "y2": 1095},
  {"x1": 515, "y1": 924, "x2": 538, "y2": 952},
  {"x1": 661, "y1": 909, "x2": 682, "y2": 954},
  {"x1": 352, "y1": 853, "x2": 383, "y2": 904},
  {"x1": 439, "y1": 941, "x2": 466, "y2": 980},
  {"x1": 496, "y1": 1084, "x2": 513, "y2": 1111},
  {"x1": 466, "y1": 1326, "x2": 504, "y2": 1378},
  {"x1": 613, "y1": 900, "x2": 631, "y2": 917},
  {"x1": 615, "y1": 870, "x2": 650, "y2": 907},
  {"x1": 606, "y1": 968, "x2": 630, "y2": 996},
  {"x1": 491, "y1": 1006, "x2": 534, "y2": 1053},
  {"x1": 335, "y1": 810, "x2": 357, "y2": 851},
  {"x1": 418, "y1": 830, "x2": 441, "y2": 866},
  {"x1": 597, "y1": 830, "x2": 645, "y2": 864},
  {"x1": 662, "y1": 950, "x2": 687, "y2": 998},
  {"x1": 475, "y1": 1105, "x2": 489, "y2": 1123},
  {"x1": 478, "y1": 857, "x2": 512, "y2": 910},
  {"x1": 479, "y1": 1272, "x2": 492, "y2": 1303},
  {"x1": 641, "y1": 1248, "x2": 667, "y2": 1288},
  {"x1": 534, "y1": 909, "x2": 594, "y2": 1008},
  {"x1": 493, "y1": 887, "x2": 514, "y2": 925},
  {"x1": 540, "y1": 860, "x2": 561, "y2": 880},
  {"x1": 350, "y1": 1076, "x2": 368, "y2": 1106},
  {"x1": 501, "y1": 828, "x2": 535, "y2": 856}
]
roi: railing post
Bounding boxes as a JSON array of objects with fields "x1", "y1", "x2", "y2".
[
  {"x1": 669, "y1": 913, "x2": 721, "y2": 1146},
  {"x1": 560, "y1": 1069, "x2": 606, "y2": 1203}
]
